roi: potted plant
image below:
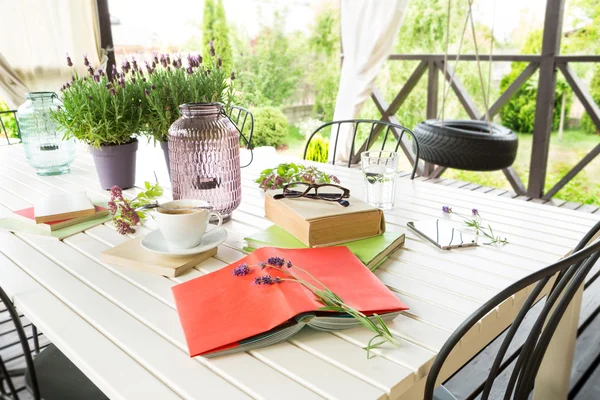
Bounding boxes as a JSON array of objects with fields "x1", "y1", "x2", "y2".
[
  {"x1": 52, "y1": 55, "x2": 146, "y2": 189},
  {"x1": 144, "y1": 44, "x2": 235, "y2": 175}
]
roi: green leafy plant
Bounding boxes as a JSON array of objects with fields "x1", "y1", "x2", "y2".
[
  {"x1": 256, "y1": 162, "x2": 339, "y2": 191},
  {"x1": 232, "y1": 257, "x2": 398, "y2": 358},
  {"x1": 144, "y1": 48, "x2": 235, "y2": 142},
  {"x1": 51, "y1": 55, "x2": 146, "y2": 147},
  {"x1": 305, "y1": 134, "x2": 329, "y2": 163},
  {"x1": 109, "y1": 181, "x2": 163, "y2": 235},
  {"x1": 250, "y1": 106, "x2": 289, "y2": 147}
]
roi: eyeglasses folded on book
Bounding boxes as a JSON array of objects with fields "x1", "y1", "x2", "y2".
[{"x1": 273, "y1": 182, "x2": 351, "y2": 207}]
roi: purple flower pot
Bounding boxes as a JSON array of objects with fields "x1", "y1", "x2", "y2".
[
  {"x1": 160, "y1": 140, "x2": 171, "y2": 178},
  {"x1": 89, "y1": 139, "x2": 138, "y2": 190}
]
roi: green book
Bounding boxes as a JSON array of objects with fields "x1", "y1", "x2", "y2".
[
  {"x1": 244, "y1": 225, "x2": 405, "y2": 271},
  {"x1": 0, "y1": 214, "x2": 112, "y2": 241}
]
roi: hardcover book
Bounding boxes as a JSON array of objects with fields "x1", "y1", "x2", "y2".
[
  {"x1": 100, "y1": 238, "x2": 217, "y2": 277},
  {"x1": 13, "y1": 204, "x2": 108, "y2": 231},
  {"x1": 172, "y1": 247, "x2": 408, "y2": 358},
  {"x1": 33, "y1": 192, "x2": 96, "y2": 224},
  {"x1": 264, "y1": 190, "x2": 385, "y2": 247},
  {"x1": 244, "y1": 225, "x2": 404, "y2": 271}
]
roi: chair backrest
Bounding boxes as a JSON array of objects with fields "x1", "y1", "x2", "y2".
[
  {"x1": 0, "y1": 287, "x2": 40, "y2": 399},
  {"x1": 228, "y1": 105, "x2": 254, "y2": 150},
  {"x1": 0, "y1": 110, "x2": 21, "y2": 145},
  {"x1": 424, "y1": 220, "x2": 600, "y2": 400},
  {"x1": 302, "y1": 119, "x2": 420, "y2": 179}
]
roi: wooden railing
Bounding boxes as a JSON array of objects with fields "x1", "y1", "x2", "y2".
[{"x1": 362, "y1": 0, "x2": 600, "y2": 199}]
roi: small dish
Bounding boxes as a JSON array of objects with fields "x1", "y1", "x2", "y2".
[{"x1": 141, "y1": 226, "x2": 227, "y2": 256}]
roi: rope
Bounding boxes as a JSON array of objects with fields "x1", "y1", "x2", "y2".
[
  {"x1": 437, "y1": 0, "x2": 472, "y2": 121},
  {"x1": 486, "y1": 0, "x2": 497, "y2": 124},
  {"x1": 441, "y1": 0, "x2": 452, "y2": 127}
]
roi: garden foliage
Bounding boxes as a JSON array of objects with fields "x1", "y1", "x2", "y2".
[
  {"x1": 499, "y1": 30, "x2": 572, "y2": 133},
  {"x1": 581, "y1": 65, "x2": 600, "y2": 135},
  {"x1": 305, "y1": 134, "x2": 329, "y2": 163},
  {"x1": 202, "y1": 0, "x2": 233, "y2": 74},
  {"x1": 250, "y1": 106, "x2": 289, "y2": 148}
]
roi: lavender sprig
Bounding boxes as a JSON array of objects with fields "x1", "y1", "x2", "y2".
[
  {"x1": 442, "y1": 206, "x2": 508, "y2": 245},
  {"x1": 109, "y1": 181, "x2": 163, "y2": 235},
  {"x1": 233, "y1": 257, "x2": 399, "y2": 358}
]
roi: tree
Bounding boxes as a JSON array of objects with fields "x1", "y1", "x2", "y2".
[
  {"x1": 202, "y1": 0, "x2": 233, "y2": 73},
  {"x1": 231, "y1": 12, "x2": 303, "y2": 107},
  {"x1": 307, "y1": 2, "x2": 340, "y2": 121}
]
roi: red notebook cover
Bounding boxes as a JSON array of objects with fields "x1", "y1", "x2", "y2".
[{"x1": 172, "y1": 246, "x2": 408, "y2": 357}]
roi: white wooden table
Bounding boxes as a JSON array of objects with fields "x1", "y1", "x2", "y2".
[{"x1": 0, "y1": 143, "x2": 598, "y2": 400}]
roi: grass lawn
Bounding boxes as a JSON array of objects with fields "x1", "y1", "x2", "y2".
[{"x1": 279, "y1": 126, "x2": 600, "y2": 206}]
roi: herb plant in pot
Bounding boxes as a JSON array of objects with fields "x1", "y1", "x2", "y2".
[
  {"x1": 145, "y1": 44, "x2": 235, "y2": 177},
  {"x1": 52, "y1": 55, "x2": 146, "y2": 190}
]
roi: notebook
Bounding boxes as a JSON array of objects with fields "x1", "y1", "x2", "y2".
[
  {"x1": 171, "y1": 246, "x2": 408, "y2": 358},
  {"x1": 264, "y1": 190, "x2": 385, "y2": 247},
  {"x1": 34, "y1": 192, "x2": 96, "y2": 223},
  {"x1": 244, "y1": 225, "x2": 404, "y2": 271},
  {"x1": 0, "y1": 214, "x2": 112, "y2": 241}
]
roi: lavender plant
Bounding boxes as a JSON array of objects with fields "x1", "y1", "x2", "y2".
[
  {"x1": 109, "y1": 182, "x2": 163, "y2": 235},
  {"x1": 232, "y1": 257, "x2": 399, "y2": 358},
  {"x1": 144, "y1": 41, "x2": 235, "y2": 142},
  {"x1": 442, "y1": 206, "x2": 508, "y2": 245},
  {"x1": 52, "y1": 55, "x2": 146, "y2": 148}
]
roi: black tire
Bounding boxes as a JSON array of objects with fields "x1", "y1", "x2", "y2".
[{"x1": 412, "y1": 120, "x2": 518, "y2": 171}]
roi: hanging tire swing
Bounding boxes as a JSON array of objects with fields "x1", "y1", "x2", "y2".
[
  {"x1": 414, "y1": 120, "x2": 518, "y2": 171},
  {"x1": 413, "y1": 0, "x2": 518, "y2": 171}
]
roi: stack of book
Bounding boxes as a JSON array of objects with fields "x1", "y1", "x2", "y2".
[
  {"x1": 248, "y1": 190, "x2": 405, "y2": 271},
  {"x1": 0, "y1": 192, "x2": 111, "y2": 240}
]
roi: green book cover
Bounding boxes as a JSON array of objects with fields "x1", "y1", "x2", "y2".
[
  {"x1": 0, "y1": 214, "x2": 111, "y2": 241},
  {"x1": 244, "y1": 225, "x2": 404, "y2": 271}
]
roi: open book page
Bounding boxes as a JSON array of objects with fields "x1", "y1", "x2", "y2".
[{"x1": 172, "y1": 246, "x2": 408, "y2": 357}]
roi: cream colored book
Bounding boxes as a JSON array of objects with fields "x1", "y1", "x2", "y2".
[
  {"x1": 34, "y1": 192, "x2": 96, "y2": 224},
  {"x1": 264, "y1": 190, "x2": 385, "y2": 247},
  {"x1": 100, "y1": 238, "x2": 218, "y2": 277}
]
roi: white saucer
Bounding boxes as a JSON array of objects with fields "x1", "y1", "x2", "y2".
[{"x1": 141, "y1": 227, "x2": 227, "y2": 256}]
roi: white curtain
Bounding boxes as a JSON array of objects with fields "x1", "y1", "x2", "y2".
[
  {"x1": 0, "y1": 0, "x2": 104, "y2": 106},
  {"x1": 330, "y1": 0, "x2": 410, "y2": 163}
]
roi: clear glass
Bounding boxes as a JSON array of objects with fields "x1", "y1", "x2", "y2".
[
  {"x1": 361, "y1": 151, "x2": 399, "y2": 210},
  {"x1": 16, "y1": 92, "x2": 75, "y2": 175},
  {"x1": 168, "y1": 103, "x2": 241, "y2": 222}
]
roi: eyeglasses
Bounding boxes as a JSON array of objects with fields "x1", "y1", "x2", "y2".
[{"x1": 273, "y1": 182, "x2": 351, "y2": 207}]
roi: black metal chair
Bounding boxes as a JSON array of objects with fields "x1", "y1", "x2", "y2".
[
  {"x1": 0, "y1": 287, "x2": 107, "y2": 399},
  {"x1": 425, "y1": 220, "x2": 600, "y2": 400},
  {"x1": 0, "y1": 110, "x2": 21, "y2": 145},
  {"x1": 302, "y1": 119, "x2": 420, "y2": 179}
]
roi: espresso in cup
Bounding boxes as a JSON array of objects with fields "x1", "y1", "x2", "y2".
[{"x1": 155, "y1": 202, "x2": 222, "y2": 249}]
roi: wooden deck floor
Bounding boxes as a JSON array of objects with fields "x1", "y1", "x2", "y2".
[{"x1": 0, "y1": 174, "x2": 599, "y2": 399}]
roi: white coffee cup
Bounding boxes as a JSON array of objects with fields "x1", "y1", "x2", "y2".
[{"x1": 154, "y1": 200, "x2": 223, "y2": 249}]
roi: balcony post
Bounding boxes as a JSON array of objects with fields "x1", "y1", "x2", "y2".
[{"x1": 527, "y1": 0, "x2": 565, "y2": 198}]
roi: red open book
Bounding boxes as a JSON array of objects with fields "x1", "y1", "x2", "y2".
[{"x1": 172, "y1": 247, "x2": 408, "y2": 358}]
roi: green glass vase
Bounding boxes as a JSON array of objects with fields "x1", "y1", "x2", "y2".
[{"x1": 17, "y1": 92, "x2": 75, "y2": 175}]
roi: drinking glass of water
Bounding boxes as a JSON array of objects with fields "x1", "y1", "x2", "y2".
[{"x1": 361, "y1": 151, "x2": 399, "y2": 210}]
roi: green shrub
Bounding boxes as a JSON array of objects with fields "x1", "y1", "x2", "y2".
[
  {"x1": 581, "y1": 65, "x2": 600, "y2": 135},
  {"x1": 251, "y1": 106, "x2": 288, "y2": 147},
  {"x1": 499, "y1": 29, "x2": 571, "y2": 133},
  {"x1": 305, "y1": 134, "x2": 329, "y2": 163}
]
